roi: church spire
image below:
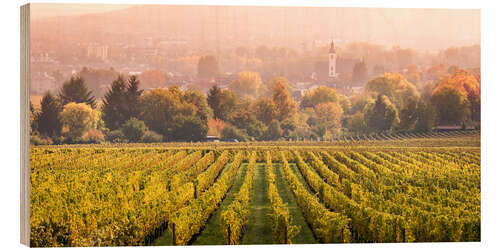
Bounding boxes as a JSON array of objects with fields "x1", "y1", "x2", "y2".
[{"x1": 329, "y1": 41, "x2": 336, "y2": 53}]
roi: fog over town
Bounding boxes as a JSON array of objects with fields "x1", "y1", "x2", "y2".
[{"x1": 30, "y1": 4, "x2": 479, "y2": 97}]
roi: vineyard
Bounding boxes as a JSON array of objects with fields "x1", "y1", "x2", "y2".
[{"x1": 30, "y1": 133, "x2": 480, "y2": 246}]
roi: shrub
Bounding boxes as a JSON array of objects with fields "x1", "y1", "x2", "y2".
[
  {"x1": 221, "y1": 124, "x2": 248, "y2": 142},
  {"x1": 105, "y1": 130, "x2": 127, "y2": 143},
  {"x1": 121, "y1": 118, "x2": 148, "y2": 142},
  {"x1": 82, "y1": 129, "x2": 105, "y2": 144},
  {"x1": 142, "y1": 130, "x2": 163, "y2": 143},
  {"x1": 30, "y1": 135, "x2": 52, "y2": 146}
]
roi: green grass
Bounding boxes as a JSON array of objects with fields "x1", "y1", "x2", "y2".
[
  {"x1": 273, "y1": 163, "x2": 317, "y2": 244},
  {"x1": 154, "y1": 163, "x2": 248, "y2": 246},
  {"x1": 190, "y1": 162, "x2": 249, "y2": 245},
  {"x1": 241, "y1": 163, "x2": 274, "y2": 244}
]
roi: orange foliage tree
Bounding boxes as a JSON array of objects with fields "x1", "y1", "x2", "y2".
[{"x1": 431, "y1": 70, "x2": 480, "y2": 124}]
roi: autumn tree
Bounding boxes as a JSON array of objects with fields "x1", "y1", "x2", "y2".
[
  {"x1": 228, "y1": 71, "x2": 263, "y2": 99},
  {"x1": 60, "y1": 102, "x2": 99, "y2": 141},
  {"x1": 300, "y1": 86, "x2": 339, "y2": 109},
  {"x1": 364, "y1": 94, "x2": 399, "y2": 133},
  {"x1": 221, "y1": 124, "x2": 248, "y2": 142},
  {"x1": 207, "y1": 85, "x2": 238, "y2": 121},
  {"x1": 169, "y1": 115, "x2": 208, "y2": 142},
  {"x1": 252, "y1": 98, "x2": 276, "y2": 125},
  {"x1": 399, "y1": 97, "x2": 435, "y2": 132},
  {"x1": 307, "y1": 102, "x2": 343, "y2": 138},
  {"x1": 121, "y1": 117, "x2": 148, "y2": 142},
  {"x1": 431, "y1": 86, "x2": 470, "y2": 125},
  {"x1": 347, "y1": 112, "x2": 366, "y2": 134},
  {"x1": 431, "y1": 70, "x2": 480, "y2": 125},
  {"x1": 414, "y1": 101, "x2": 436, "y2": 132},
  {"x1": 365, "y1": 73, "x2": 419, "y2": 109},
  {"x1": 264, "y1": 120, "x2": 282, "y2": 141},
  {"x1": 271, "y1": 77, "x2": 297, "y2": 121},
  {"x1": 59, "y1": 75, "x2": 96, "y2": 108},
  {"x1": 139, "y1": 87, "x2": 209, "y2": 141},
  {"x1": 197, "y1": 55, "x2": 219, "y2": 79}
]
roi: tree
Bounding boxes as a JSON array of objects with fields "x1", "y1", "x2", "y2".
[
  {"x1": 365, "y1": 73, "x2": 419, "y2": 109},
  {"x1": 36, "y1": 92, "x2": 63, "y2": 138},
  {"x1": 347, "y1": 112, "x2": 366, "y2": 134},
  {"x1": 398, "y1": 97, "x2": 435, "y2": 132},
  {"x1": 183, "y1": 89, "x2": 213, "y2": 122},
  {"x1": 431, "y1": 70, "x2": 480, "y2": 124},
  {"x1": 139, "y1": 87, "x2": 209, "y2": 141},
  {"x1": 398, "y1": 97, "x2": 419, "y2": 131},
  {"x1": 264, "y1": 120, "x2": 282, "y2": 141},
  {"x1": 312, "y1": 102, "x2": 343, "y2": 136},
  {"x1": 271, "y1": 77, "x2": 297, "y2": 121},
  {"x1": 139, "y1": 88, "x2": 185, "y2": 137},
  {"x1": 252, "y1": 98, "x2": 276, "y2": 125},
  {"x1": 121, "y1": 118, "x2": 148, "y2": 142},
  {"x1": 126, "y1": 75, "x2": 143, "y2": 119},
  {"x1": 30, "y1": 101, "x2": 36, "y2": 134},
  {"x1": 246, "y1": 119, "x2": 267, "y2": 140},
  {"x1": 170, "y1": 115, "x2": 208, "y2": 142},
  {"x1": 101, "y1": 75, "x2": 129, "y2": 130},
  {"x1": 78, "y1": 67, "x2": 119, "y2": 97},
  {"x1": 349, "y1": 93, "x2": 373, "y2": 115},
  {"x1": 339, "y1": 96, "x2": 352, "y2": 114},
  {"x1": 352, "y1": 59, "x2": 368, "y2": 86},
  {"x1": 228, "y1": 71, "x2": 263, "y2": 99},
  {"x1": 60, "y1": 102, "x2": 99, "y2": 141},
  {"x1": 221, "y1": 124, "x2": 248, "y2": 142},
  {"x1": 431, "y1": 86, "x2": 469, "y2": 125},
  {"x1": 280, "y1": 118, "x2": 297, "y2": 139},
  {"x1": 300, "y1": 86, "x2": 339, "y2": 109},
  {"x1": 198, "y1": 55, "x2": 219, "y2": 79},
  {"x1": 414, "y1": 101, "x2": 436, "y2": 132},
  {"x1": 364, "y1": 95, "x2": 399, "y2": 133},
  {"x1": 102, "y1": 75, "x2": 143, "y2": 131},
  {"x1": 59, "y1": 75, "x2": 96, "y2": 108},
  {"x1": 207, "y1": 85, "x2": 238, "y2": 121}
]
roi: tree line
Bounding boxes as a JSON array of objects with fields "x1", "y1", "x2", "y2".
[{"x1": 30, "y1": 68, "x2": 480, "y2": 145}]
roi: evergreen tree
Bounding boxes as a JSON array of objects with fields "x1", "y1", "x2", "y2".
[
  {"x1": 37, "y1": 92, "x2": 63, "y2": 138},
  {"x1": 126, "y1": 75, "x2": 143, "y2": 118},
  {"x1": 102, "y1": 75, "x2": 129, "y2": 130},
  {"x1": 59, "y1": 75, "x2": 96, "y2": 108}
]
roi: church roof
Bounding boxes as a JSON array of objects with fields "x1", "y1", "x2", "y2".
[{"x1": 329, "y1": 41, "x2": 336, "y2": 53}]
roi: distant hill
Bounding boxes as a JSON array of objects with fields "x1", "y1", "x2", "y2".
[{"x1": 30, "y1": 4, "x2": 480, "y2": 51}]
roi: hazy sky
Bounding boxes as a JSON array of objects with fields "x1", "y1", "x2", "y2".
[
  {"x1": 29, "y1": 3, "x2": 480, "y2": 51},
  {"x1": 30, "y1": 3, "x2": 131, "y2": 19}
]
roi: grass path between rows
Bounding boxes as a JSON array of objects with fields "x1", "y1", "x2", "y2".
[
  {"x1": 241, "y1": 163, "x2": 274, "y2": 244},
  {"x1": 153, "y1": 162, "x2": 248, "y2": 246},
  {"x1": 155, "y1": 161, "x2": 315, "y2": 245},
  {"x1": 190, "y1": 162, "x2": 249, "y2": 245},
  {"x1": 273, "y1": 163, "x2": 318, "y2": 244}
]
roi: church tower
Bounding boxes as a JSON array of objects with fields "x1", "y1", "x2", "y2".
[{"x1": 328, "y1": 41, "x2": 337, "y2": 78}]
